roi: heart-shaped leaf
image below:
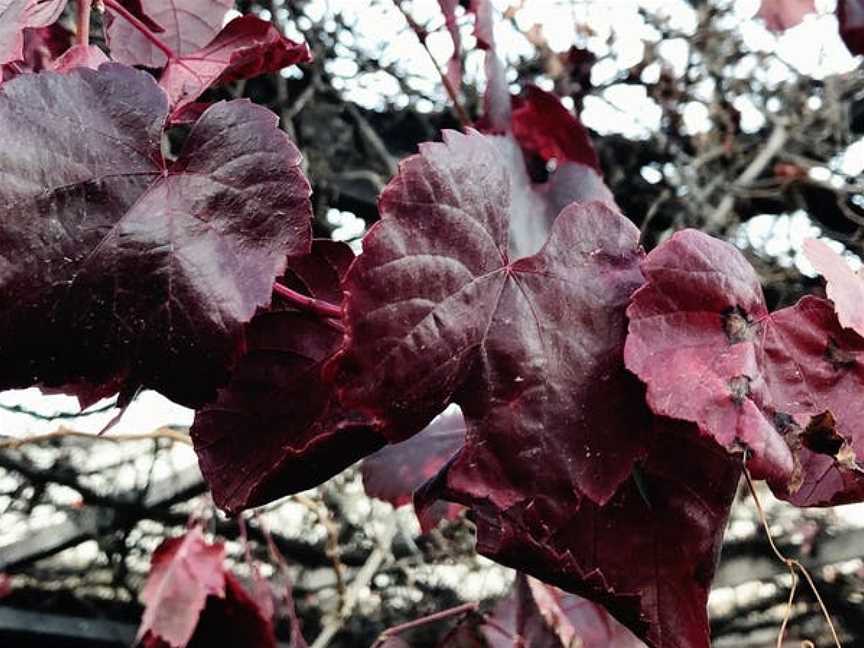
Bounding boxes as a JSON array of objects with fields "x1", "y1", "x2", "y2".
[
  {"x1": 0, "y1": 63, "x2": 312, "y2": 407},
  {"x1": 838, "y1": 0, "x2": 864, "y2": 55},
  {"x1": 334, "y1": 129, "x2": 648, "y2": 506},
  {"x1": 0, "y1": 0, "x2": 64, "y2": 64}
]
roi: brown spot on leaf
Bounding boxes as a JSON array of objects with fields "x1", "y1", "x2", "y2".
[
  {"x1": 728, "y1": 375, "x2": 751, "y2": 405},
  {"x1": 825, "y1": 338, "x2": 856, "y2": 370},
  {"x1": 801, "y1": 411, "x2": 844, "y2": 456},
  {"x1": 774, "y1": 411, "x2": 803, "y2": 494},
  {"x1": 722, "y1": 306, "x2": 753, "y2": 344}
]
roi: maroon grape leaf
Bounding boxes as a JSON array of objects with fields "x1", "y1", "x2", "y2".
[
  {"x1": 469, "y1": 0, "x2": 494, "y2": 51},
  {"x1": 362, "y1": 407, "x2": 465, "y2": 526},
  {"x1": 421, "y1": 419, "x2": 740, "y2": 648},
  {"x1": 437, "y1": 620, "x2": 486, "y2": 648},
  {"x1": 179, "y1": 573, "x2": 277, "y2": 648},
  {"x1": 625, "y1": 229, "x2": 864, "y2": 505},
  {"x1": 107, "y1": 0, "x2": 232, "y2": 67},
  {"x1": 511, "y1": 85, "x2": 601, "y2": 173},
  {"x1": 803, "y1": 238, "x2": 864, "y2": 337},
  {"x1": 757, "y1": 0, "x2": 816, "y2": 32},
  {"x1": 142, "y1": 574, "x2": 277, "y2": 648},
  {"x1": 478, "y1": 86, "x2": 612, "y2": 258},
  {"x1": 191, "y1": 240, "x2": 384, "y2": 513},
  {"x1": 50, "y1": 44, "x2": 110, "y2": 72},
  {"x1": 378, "y1": 639, "x2": 412, "y2": 648},
  {"x1": 159, "y1": 15, "x2": 311, "y2": 111},
  {"x1": 838, "y1": 0, "x2": 864, "y2": 55},
  {"x1": 624, "y1": 229, "x2": 794, "y2": 482},
  {"x1": 137, "y1": 527, "x2": 227, "y2": 647},
  {"x1": 0, "y1": 64, "x2": 312, "y2": 407},
  {"x1": 0, "y1": 0, "x2": 33, "y2": 65},
  {"x1": 334, "y1": 129, "x2": 647, "y2": 508}
]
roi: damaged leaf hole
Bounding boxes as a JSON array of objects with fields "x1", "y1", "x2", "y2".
[
  {"x1": 728, "y1": 374, "x2": 752, "y2": 405},
  {"x1": 722, "y1": 305, "x2": 754, "y2": 344},
  {"x1": 825, "y1": 338, "x2": 857, "y2": 370}
]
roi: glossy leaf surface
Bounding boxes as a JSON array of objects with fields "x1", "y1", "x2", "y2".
[{"x1": 0, "y1": 64, "x2": 312, "y2": 407}]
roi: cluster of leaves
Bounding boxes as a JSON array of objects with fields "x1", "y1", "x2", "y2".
[
  {"x1": 136, "y1": 525, "x2": 285, "y2": 647},
  {"x1": 3, "y1": 1, "x2": 864, "y2": 647}
]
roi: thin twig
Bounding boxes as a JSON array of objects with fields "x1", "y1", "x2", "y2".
[
  {"x1": 0, "y1": 425, "x2": 192, "y2": 450},
  {"x1": 343, "y1": 102, "x2": 398, "y2": 178},
  {"x1": 391, "y1": 0, "x2": 470, "y2": 127},
  {"x1": 371, "y1": 602, "x2": 478, "y2": 646},
  {"x1": 309, "y1": 520, "x2": 396, "y2": 648},
  {"x1": 258, "y1": 512, "x2": 309, "y2": 648},
  {"x1": 273, "y1": 283, "x2": 343, "y2": 320},
  {"x1": 742, "y1": 464, "x2": 843, "y2": 648},
  {"x1": 294, "y1": 494, "x2": 346, "y2": 602},
  {"x1": 76, "y1": 0, "x2": 91, "y2": 46},
  {"x1": 706, "y1": 122, "x2": 787, "y2": 230},
  {"x1": 0, "y1": 400, "x2": 117, "y2": 421}
]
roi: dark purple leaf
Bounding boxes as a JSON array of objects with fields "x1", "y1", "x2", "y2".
[
  {"x1": 137, "y1": 527, "x2": 226, "y2": 647},
  {"x1": 334, "y1": 129, "x2": 648, "y2": 507},
  {"x1": 491, "y1": 132, "x2": 615, "y2": 259},
  {"x1": 480, "y1": 575, "x2": 571, "y2": 648},
  {"x1": 159, "y1": 15, "x2": 311, "y2": 111},
  {"x1": 421, "y1": 420, "x2": 740, "y2": 648},
  {"x1": 624, "y1": 229, "x2": 792, "y2": 482},
  {"x1": 475, "y1": 574, "x2": 644, "y2": 648},
  {"x1": 1, "y1": 24, "x2": 72, "y2": 81},
  {"x1": 762, "y1": 296, "x2": 864, "y2": 505},
  {"x1": 557, "y1": 588, "x2": 645, "y2": 648},
  {"x1": 0, "y1": 64, "x2": 312, "y2": 407},
  {"x1": 192, "y1": 241, "x2": 384, "y2": 514}
]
